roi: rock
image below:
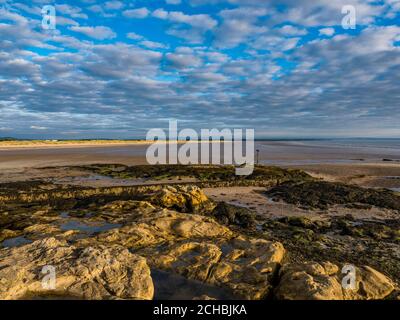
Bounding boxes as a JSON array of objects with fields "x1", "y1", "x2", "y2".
[
  {"x1": 278, "y1": 216, "x2": 315, "y2": 229},
  {"x1": 0, "y1": 237, "x2": 154, "y2": 300},
  {"x1": 193, "y1": 295, "x2": 216, "y2": 300},
  {"x1": 23, "y1": 223, "x2": 79, "y2": 241},
  {"x1": 97, "y1": 200, "x2": 157, "y2": 223},
  {"x1": 24, "y1": 223, "x2": 61, "y2": 235},
  {"x1": 85, "y1": 209, "x2": 233, "y2": 249},
  {"x1": 209, "y1": 202, "x2": 256, "y2": 229},
  {"x1": 0, "y1": 229, "x2": 19, "y2": 242},
  {"x1": 81, "y1": 207, "x2": 285, "y2": 300},
  {"x1": 143, "y1": 236, "x2": 285, "y2": 300},
  {"x1": 275, "y1": 261, "x2": 395, "y2": 300},
  {"x1": 266, "y1": 181, "x2": 400, "y2": 211},
  {"x1": 149, "y1": 185, "x2": 215, "y2": 213},
  {"x1": 207, "y1": 237, "x2": 285, "y2": 300},
  {"x1": 101, "y1": 200, "x2": 155, "y2": 213},
  {"x1": 148, "y1": 242, "x2": 222, "y2": 282},
  {"x1": 345, "y1": 265, "x2": 396, "y2": 300}
]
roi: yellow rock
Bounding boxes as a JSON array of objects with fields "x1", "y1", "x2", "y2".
[{"x1": 275, "y1": 261, "x2": 395, "y2": 300}]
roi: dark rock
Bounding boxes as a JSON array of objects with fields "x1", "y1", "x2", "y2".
[
  {"x1": 208, "y1": 202, "x2": 256, "y2": 229},
  {"x1": 266, "y1": 181, "x2": 400, "y2": 211}
]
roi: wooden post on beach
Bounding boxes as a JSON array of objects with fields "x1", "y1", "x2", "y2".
[{"x1": 256, "y1": 149, "x2": 260, "y2": 165}]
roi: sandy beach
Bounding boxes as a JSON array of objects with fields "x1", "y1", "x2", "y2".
[{"x1": 1, "y1": 140, "x2": 399, "y2": 189}]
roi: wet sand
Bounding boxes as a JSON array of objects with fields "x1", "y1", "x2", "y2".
[
  {"x1": 1, "y1": 140, "x2": 400, "y2": 168},
  {"x1": 204, "y1": 186, "x2": 399, "y2": 221},
  {"x1": 0, "y1": 144, "x2": 149, "y2": 169},
  {"x1": 1, "y1": 140, "x2": 400, "y2": 194}
]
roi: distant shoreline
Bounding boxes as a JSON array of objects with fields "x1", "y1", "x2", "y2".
[
  {"x1": 0, "y1": 139, "x2": 229, "y2": 150},
  {"x1": 0, "y1": 140, "x2": 151, "y2": 149}
]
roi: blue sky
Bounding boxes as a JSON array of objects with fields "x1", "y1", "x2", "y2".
[{"x1": 0, "y1": 0, "x2": 399, "y2": 139}]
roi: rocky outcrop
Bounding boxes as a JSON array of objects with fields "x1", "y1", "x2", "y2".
[
  {"x1": 266, "y1": 181, "x2": 400, "y2": 211},
  {"x1": 80, "y1": 209, "x2": 285, "y2": 300},
  {"x1": 206, "y1": 237, "x2": 285, "y2": 300},
  {"x1": 275, "y1": 261, "x2": 395, "y2": 300},
  {"x1": 0, "y1": 238, "x2": 154, "y2": 300},
  {"x1": 149, "y1": 185, "x2": 215, "y2": 213},
  {"x1": 101, "y1": 200, "x2": 156, "y2": 213},
  {"x1": 0, "y1": 229, "x2": 20, "y2": 242},
  {"x1": 208, "y1": 202, "x2": 256, "y2": 229},
  {"x1": 2, "y1": 174, "x2": 397, "y2": 301},
  {"x1": 81, "y1": 209, "x2": 234, "y2": 249},
  {"x1": 97, "y1": 200, "x2": 157, "y2": 223},
  {"x1": 144, "y1": 237, "x2": 285, "y2": 300}
]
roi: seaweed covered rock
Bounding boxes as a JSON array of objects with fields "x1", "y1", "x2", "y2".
[
  {"x1": 209, "y1": 202, "x2": 256, "y2": 229},
  {"x1": 83, "y1": 164, "x2": 312, "y2": 183},
  {"x1": 275, "y1": 261, "x2": 395, "y2": 300},
  {"x1": 0, "y1": 238, "x2": 154, "y2": 300},
  {"x1": 266, "y1": 181, "x2": 400, "y2": 210}
]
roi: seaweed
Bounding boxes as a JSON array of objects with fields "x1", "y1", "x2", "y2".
[{"x1": 266, "y1": 181, "x2": 400, "y2": 211}]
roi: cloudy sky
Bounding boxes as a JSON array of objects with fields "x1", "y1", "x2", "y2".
[{"x1": 0, "y1": 0, "x2": 399, "y2": 139}]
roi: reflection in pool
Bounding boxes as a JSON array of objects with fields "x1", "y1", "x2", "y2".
[
  {"x1": 1, "y1": 236, "x2": 33, "y2": 248},
  {"x1": 60, "y1": 221, "x2": 121, "y2": 235},
  {"x1": 151, "y1": 269, "x2": 241, "y2": 300}
]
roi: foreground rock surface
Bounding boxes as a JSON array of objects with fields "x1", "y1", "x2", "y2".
[
  {"x1": 1, "y1": 175, "x2": 398, "y2": 300},
  {"x1": 0, "y1": 238, "x2": 154, "y2": 300},
  {"x1": 144, "y1": 236, "x2": 285, "y2": 300},
  {"x1": 85, "y1": 209, "x2": 234, "y2": 248},
  {"x1": 80, "y1": 209, "x2": 285, "y2": 299},
  {"x1": 275, "y1": 261, "x2": 395, "y2": 300}
]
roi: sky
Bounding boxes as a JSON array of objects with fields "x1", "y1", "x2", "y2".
[{"x1": 0, "y1": 0, "x2": 399, "y2": 139}]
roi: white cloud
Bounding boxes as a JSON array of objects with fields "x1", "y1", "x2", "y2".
[
  {"x1": 279, "y1": 25, "x2": 307, "y2": 36},
  {"x1": 69, "y1": 26, "x2": 117, "y2": 40},
  {"x1": 214, "y1": 7, "x2": 268, "y2": 48},
  {"x1": 166, "y1": 47, "x2": 203, "y2": 69},
  {"x1": 104, "y1": 1, "x2": 124, "y2": 10},
  {"x1": 319, "y1": 27, "x2": 335, "y2": 36},
  {"x1": 139, "y1": 40, "x2": 168, "y2": 50},
  {"x1": 56, "y1": 16, "x2": 79, "y2": 26},
  {"x1": 30, "y1": 126, "x2": 47, "y2": 130},
  {"x1": 123, "y1": 8, "x2": 150, "y2": 19},
  {"x1": 152, "y1": 9, "x2": 217, "y2": 29},
  {"x1": 56, "y1": 4, "x2": 88, "y2": 19},
  {"x1": 126, "y1": 32, "x2": 144, "y2": 40}
]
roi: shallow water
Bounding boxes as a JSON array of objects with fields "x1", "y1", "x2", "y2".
[
  {"x1": 60, "y1": 221, "x2": 121, "y2": 234},
  {"x1": 2, "y1": 139, "x2": 400, "y2": 169},
  {"x1": 151, "y1": 269, "x2": 241, "y2": 300},
  {"x1": 60, "y1": 211, "x2": 70, "y2": 218},
  {"x1": 1, "y1": 236, "x2": 32, "y2": 248},
  {"x1": 20, "y1": 292, "x2": 84, "y2": 300}
]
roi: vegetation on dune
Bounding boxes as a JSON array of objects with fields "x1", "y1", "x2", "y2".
[{"x1": 0, "y1": 137, "x2": 18, "y2": 141}]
